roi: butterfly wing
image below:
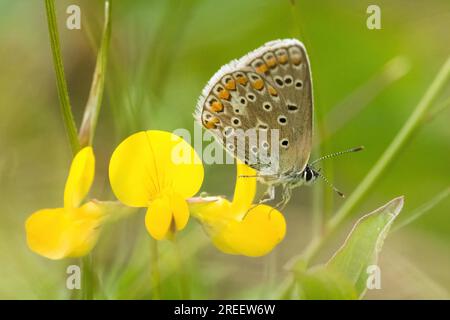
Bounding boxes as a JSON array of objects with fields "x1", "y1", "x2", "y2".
[{"x1": 195, "y1": 39, "x2": 313, "y2": 177}]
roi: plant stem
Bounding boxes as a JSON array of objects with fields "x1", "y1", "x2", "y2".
[
  {"x1": 44, "y1": 0, "x2": 80, "y2": 154},
  {"x1": 81, "y1": 255, "x2": 94, "y2": 299},
  {"x1": 173, "y1": 236, "x2": 190, "y2": 299},
  {"x1": 294, "y1": 56, "x2": 450, "y2": 268},
  {"x1": 289, "y1": 0, "x2": 327, "y2": 237},
  {"x1": 320, "y1": 56, "x2": 410, "y2": 143},
  {"x1": 392, "y1": 187, "x2": 450, "y2": 232},
  {"x1": 328, "y1": 56, "x2": 450, "y2": 231},
  {"x1": 78, "y1": 0, "x2": 112, "y2": 147},
  {"x1": 150, "y1": 238, "x2": 161, "y2": 299}
]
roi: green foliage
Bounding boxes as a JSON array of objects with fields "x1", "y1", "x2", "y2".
[
  {"x1": 296, "y1": 267, "x2": 358, "y2": 300},
  {"x1": 295, "y1": 197, "x2": 403, "y2": 299},
  {"x1": 328, "y1": 197, "x2": 403, "y2": 297}
]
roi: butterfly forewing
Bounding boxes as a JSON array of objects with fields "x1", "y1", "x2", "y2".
[{"x1": 195, "y1": 39, "x2": 313, "y2": 180}]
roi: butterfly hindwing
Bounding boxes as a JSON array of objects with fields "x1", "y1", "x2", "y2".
[{"x1": 195, "y1": 39, "x2": 313, "y2": 178}]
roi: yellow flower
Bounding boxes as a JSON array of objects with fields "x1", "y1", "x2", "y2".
[
  {"x1": 25, "y1": 147, "x2": 105, "y2": 260},
  {"x1": 190, "y1": 162, "x2": 286, "y2": 257},
  {"x1": 109, "y1": 130, "x2": 204, "y2": 240}
]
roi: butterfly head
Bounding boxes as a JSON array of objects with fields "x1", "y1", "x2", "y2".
[{"x1": 300, "y1": 165, "x2": 319, "y2": 185}]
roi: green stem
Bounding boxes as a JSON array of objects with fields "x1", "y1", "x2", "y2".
[
  {"x1": 78, "y1": 0, "x2": 112, "y2": 147},
  {"x1": 44, "y1": 0, "x2": 80, "y2": 154},
  {"x1": 392, "y1": 187, "x2": 450, "y2": 232},
  {"x1": 173, "y1": 236, "x2": 190, "y2": 299},
  {"x1": 328, "y1": 57, "x2": 450, "y2": 231},
  {"x1": 150, "y1": 238, "x2": 161, "y2": 299},
  {"x1": 295, "y1": 56, "x2": 450, "y2": 267},
  {"x1": 289, "y1": 0, "x2": 327, "y2": 238},
  {"x1": 81, "y1": 255, "x2": 94, "y2": 299},
  {"x1": 321, "y1": 56, "x2": 410, "y2": 143}
]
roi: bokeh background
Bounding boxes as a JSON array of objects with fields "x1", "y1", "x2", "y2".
[{"x1": 0, "y1": 0, "x2": 449, "y2": 299}]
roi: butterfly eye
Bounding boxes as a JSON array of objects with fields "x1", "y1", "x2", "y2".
[
  {"x1": 284, "y1": 76, "x2": 293, "y2": 86},
  {"x1": 261, "y1": 141, "x2": 270, "y2": 150},
  {"x1": 280, "y1": 138, "x2": 289, "y2": 148},
  {"x1": 250, "y1": 145, "x2": 258, "y2": 154},
  {"x1": 303, "y1": 168, "x2": 314, "y2": 181},
  {"x1": 277, "y1": 115, "x2": 288, "y2": 125},
  {"x1": 226, "y1": 143, "x2": 235, "y2": 151},
  {"x1": 274, "y1": 76, "x2": 284, "y2": 87},
  {"x1": 295, "y1": 80, "x2": 303, "y2": 89},
  {"x1": 263, "y1": 102, "x2": 273, "y2": 111},
  {"x1": 246, "y1": 93, "x2": 256, "y2": 101}
]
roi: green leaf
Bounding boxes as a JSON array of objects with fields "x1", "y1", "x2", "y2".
[
  {"x1": 296, "y1": 266, "x2": 357, "y2": 300},
  {"x1": 327, "y1": 196, "x2": 404, "y2": 297},
  {"x1": 78, "y1": 0, "x2": 112, "y2": 147}
]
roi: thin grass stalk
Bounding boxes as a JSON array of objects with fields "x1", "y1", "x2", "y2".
[
  {"x1": 81, "y1": 255, "x2": 94, "y2": 299},
  {"x1": 173, "y1": 236, "x2": 190, "y2": 299},
  {"x1": 79, "y1": 0, "x2": 112, "y2": 147},
  {"x1": 44, "y1": 0, "x2": 80, "y2": 154},
  {"x1": 289, "y1": 0, "x2": 327, "y2": 238},
  {"x1": 294, "y1": 56, "x2": 450, "y2": 267},
  {"x1": 150, "y1": 238, "x2": 161, "y2": 299}
]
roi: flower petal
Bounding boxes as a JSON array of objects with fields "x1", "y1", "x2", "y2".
[
  {"x1": 145, "y1": 197, "x2": 172, "y2": 240},
  {"x1": 66, "y1": 202, "x2": 105, "y2": 257},
  {"x1": 191, "y1": 200, "x2": 286, "y2": 257},
  {"x1": 189, "y1": 197, "x2": 239, "y2": 254},
  {"x1": 223, "y1": 205, "x2": 286, "y2": 257},
  {"x1": 25, "y1": 208, "x2": 70, "y2": 259},
  {"x1": 64, "y1": 146, "x2": 95, "y2": 208},
  {"x1": 231, "y1": 161, "x2": 257, "y2": 216},
  {"x1": 25, "y1": 201, "x2": 104, "y2": 260},
  {"x1": 109, "y1": 130, "x2": 204, "y2": 207},
  {"x1": 170, "y1": 192, "x2": 189, "y2": 231}
]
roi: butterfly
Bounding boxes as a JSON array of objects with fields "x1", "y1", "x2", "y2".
[{"x1": 195, "y1": 39, "x2": 362, "y2": 209}]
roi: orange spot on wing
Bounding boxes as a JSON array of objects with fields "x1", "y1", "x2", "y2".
[
  {"x1": 224, "y1": 78, "x2": 236, "y2": 90},
  {"x1": 255, "y1": 63, "x2": 268, "y2": 74},
  {"x1": 266, "y1": 57, "x2": 277, "y2": 68},
  {"x1": 218, "y1": 89, "x2": 230, "y2": 100},
  {"x1": 210, "y1": 101, "x2": 223, "y2": 112},
  {"x1": 268, "y1": 85, "x2": 278, "y2": 97},
  {"x1": 204, "y1": 117, "x2": 220, "y2": 129},
  {"x1": 252, "y1": 79, "x2": 264, "y2": 90},
  {"x1": 235, "y1": 74, "x2": 248, "y2": 86},
  {"x1": 278, "y1": 54, "x2": 288, "y2": 64},
  {"x1": 292, "y1": 56, "x2": 302, "y2": 65}
]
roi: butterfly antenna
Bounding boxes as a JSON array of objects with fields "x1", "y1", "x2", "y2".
[
  {"x1": 315, "y1": 170, "x2": 345, "y2": 198},
  {"x1": 310, "y1": 146, "x2": 364, "y2": 166}
]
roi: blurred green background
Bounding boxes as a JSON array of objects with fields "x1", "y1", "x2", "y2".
[{"x1": 0, "y1": 0, "x2": 448, "y2": 299}]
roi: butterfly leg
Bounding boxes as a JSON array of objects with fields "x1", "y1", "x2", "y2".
[
  {"x1": 274, "y1": 184, "x2": 292, "y2": 210},
  {"x1": 259, "y1": 185, "x2": 276, "y2": 204}
]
